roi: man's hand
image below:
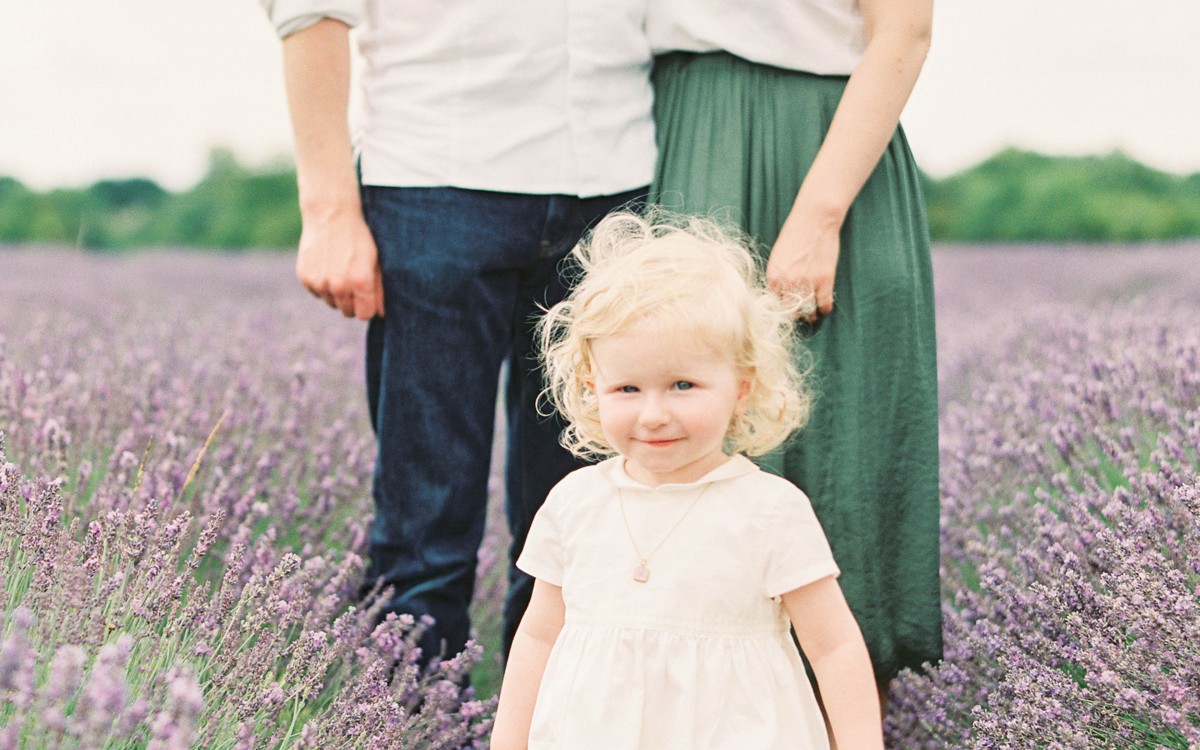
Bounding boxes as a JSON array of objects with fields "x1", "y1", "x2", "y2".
[{"x1": 295, "y1": 208, "x2": 384, "y2": 320}]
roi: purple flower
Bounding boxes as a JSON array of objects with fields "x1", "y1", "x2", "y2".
[
  {"x1": 0, "y1": 608, "x2": 37, "y2": 707},
  {"x1": 73, "y1": 636, "x2": 134, "y2": 742},
  {"x1": 146, "y1": 668, "x2": 204, "y2": 750}
]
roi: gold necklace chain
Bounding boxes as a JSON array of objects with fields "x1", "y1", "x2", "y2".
[{"x1": 617, "y1": 484, "x2": 711, "y2": 583}]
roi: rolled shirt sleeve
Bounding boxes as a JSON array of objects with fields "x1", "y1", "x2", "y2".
[{"x1": 259, "y1": 0, "x2": 365, "y2": 38}]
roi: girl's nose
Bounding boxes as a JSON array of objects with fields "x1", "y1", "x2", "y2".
[{"x1": 638, "y1": 396, "x2": 670, "y2": 427}]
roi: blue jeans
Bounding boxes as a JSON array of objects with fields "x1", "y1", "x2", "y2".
[{"x1": 361, "y1": 185, "x2": 644, "y2": 663}]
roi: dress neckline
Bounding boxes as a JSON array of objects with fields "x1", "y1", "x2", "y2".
[{"x1": 598, "y1": 454, "x2": 758, "y2": 492}]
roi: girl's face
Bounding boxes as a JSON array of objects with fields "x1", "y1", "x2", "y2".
[{"x1": 589, "y1": 322, "x2": 752, "y2": 487}]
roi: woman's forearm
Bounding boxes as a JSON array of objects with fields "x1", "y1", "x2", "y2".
[{"x1": 791, "y1": 4, "x2": 933, "y2": 224}]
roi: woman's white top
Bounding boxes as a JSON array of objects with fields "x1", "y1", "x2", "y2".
[
  {"x1": 517, "y1": 455, "x2": 840, "y2": 749},
  {"x1": 260, "y1": 0, "x2": 656, "y2": 197},
  {"x1": 647, "y1": 0, "x2": 866, "y2": 76}
]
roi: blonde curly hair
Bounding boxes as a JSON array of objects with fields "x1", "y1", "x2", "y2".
[{"x1": 537, "y1": 211, "x2": 811, "y2": 460}]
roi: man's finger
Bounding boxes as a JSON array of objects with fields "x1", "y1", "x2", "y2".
[
  {"x1": 298, "y1": 271, "x2": 338, "y2": 310},
  {"x1": 311, "y1": 283, "x2": 337, "y2": 310},
  {"x1": 331, "y1": 287, "x2": 357, "y2": 317},
  {"x1": 352, "y1": 287, "x2": 377, "y2": 321},
  {"x1": 374, "y1": 267, "x2": 386, "y2": 318}
]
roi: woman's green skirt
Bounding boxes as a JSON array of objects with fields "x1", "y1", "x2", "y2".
[{"x1": 651, "y1": 51, "x2": 942, "y2": 682}]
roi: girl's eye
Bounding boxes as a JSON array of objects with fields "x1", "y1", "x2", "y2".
[
  {"x1": 674, "y1": 381, "x2": 694, "y2": 391},
  {"x1": 618, "y1": 385, "x2": 639, "y2": 393}
]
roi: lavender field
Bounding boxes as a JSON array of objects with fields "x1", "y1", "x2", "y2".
[{"x1": 2, "y1": 243, "x2": 1198, "y2": 747}]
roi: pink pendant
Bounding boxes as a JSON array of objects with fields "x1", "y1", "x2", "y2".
[{"x1": 633, "y1": 562, "x2": 650, "y2": 583}]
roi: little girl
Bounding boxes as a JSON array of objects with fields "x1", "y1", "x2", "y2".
[{"x1": 491, "y1": 213, "x2": 882, "y2": 749}]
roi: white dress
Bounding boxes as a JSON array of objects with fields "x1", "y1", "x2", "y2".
[{"x1": 516, "y1": 455, "x2": 840, "y2": 749}]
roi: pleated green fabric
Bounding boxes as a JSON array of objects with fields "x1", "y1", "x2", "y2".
[{"x1": 651, "y1": 52, "x2": 942, "y2": 681}]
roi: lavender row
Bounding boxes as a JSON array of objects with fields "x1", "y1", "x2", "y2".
[
  {"x1": 886, "y1": 244, "x2": 1200, "y2": 746},
  {"x1": 1, "y1": 248, "x2": 496, "y2": 747}
]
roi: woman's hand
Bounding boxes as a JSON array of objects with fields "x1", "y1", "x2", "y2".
[{"x1": 766, "y1": 207, "x2": 842, "y2": 323}]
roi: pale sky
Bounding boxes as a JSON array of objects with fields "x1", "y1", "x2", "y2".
[{"x1": 3, "y1": 0, "x2": 1198, "y2": 191}]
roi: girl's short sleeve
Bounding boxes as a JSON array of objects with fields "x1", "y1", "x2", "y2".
[
  {"x1": 516, "y1": 487, "x2": 565, "y2": 586},
  {"x1": 763, "y1": 487, "x2": 840, "y2": 599}
]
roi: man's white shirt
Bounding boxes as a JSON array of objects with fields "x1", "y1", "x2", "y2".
[{"x1": 262, "y1": 0, "x2": 656, "y2": 197}]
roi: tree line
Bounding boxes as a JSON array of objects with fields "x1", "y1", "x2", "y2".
[
  {"x1": 0, "y1": 150, "x2": 299, "y2": 251},
  {"x1": 2, "y1": 148, "x2": 1199, "y2": 251}
]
